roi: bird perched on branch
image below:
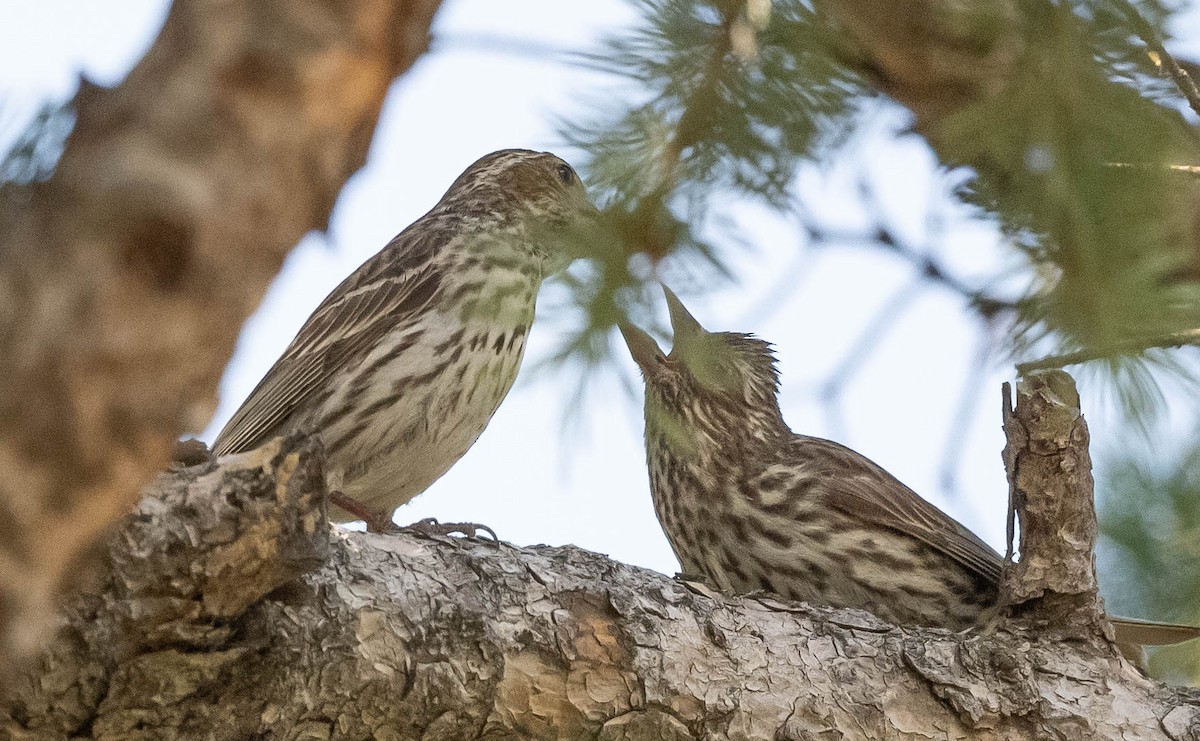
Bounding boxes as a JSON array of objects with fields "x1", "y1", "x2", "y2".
[
  {"x1": 620, "y1": 286, "x2": 1200, "y2": 649},
  {"x1": 213, "y1": 149, "x2": 594, "y2": 532}
]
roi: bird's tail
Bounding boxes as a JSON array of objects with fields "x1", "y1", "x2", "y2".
[{"x1": 1111, "y1": 616, "x2": 1200, "y2": 646}]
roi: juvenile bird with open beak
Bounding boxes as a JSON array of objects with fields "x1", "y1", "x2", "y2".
[{"x1": 620, "y1": 286, "x2": 1200, "y2": 650}]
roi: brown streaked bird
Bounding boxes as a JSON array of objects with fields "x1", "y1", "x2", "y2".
[
  {"x1": 213, "y1": 149, "x2": 593, "y2": 531},
  {"x1": 620, "y1": 286, "x2": 1200, "y2": 649}
]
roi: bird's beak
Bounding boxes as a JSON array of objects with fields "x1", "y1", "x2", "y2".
[
  {"x1": 662, "y1": 284, "x2": 707, "y2": 351},
  {"x1": 542, "y1": 196, "x2": 600, "y2": 277},
  {"x1": 618, "y1": 321, "x2": 664, "y2": 374},
  {"x1": 661, "y1": 284, "x2": 734, "y2": 390}
]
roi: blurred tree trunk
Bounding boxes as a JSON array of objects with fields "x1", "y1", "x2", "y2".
[
  {"x1": 0, "y1": 0, "x2": 442, "y2": 669},
  {"x1": 3, "y1": 378, "x2": 1199, "y2": 740}
]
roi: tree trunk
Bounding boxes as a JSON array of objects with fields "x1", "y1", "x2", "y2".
[
  {"x1": 0, "y1": 0, "x2": 443, "y2": 669},
  {"x1": 3, "y1": 376, "x2": 1198, "y2": 740}
]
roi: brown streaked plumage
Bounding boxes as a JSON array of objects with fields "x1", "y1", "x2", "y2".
[
  {"x1": 213, "y1": 149, "x2": 593, "y2": 528},
  {"x1": 620, "y1": 286, "x2": 1200, "y2": 648}
]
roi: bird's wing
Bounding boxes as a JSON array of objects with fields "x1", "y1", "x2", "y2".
[
  {"x1": 211, "y1": 232, "x2": 444, "y2": 456},
  {"x1": 789, "y1": 436, "x2": 1004, "y2": 584}
]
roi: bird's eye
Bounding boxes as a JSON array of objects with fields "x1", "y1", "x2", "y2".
[{"x1": 556, "y1": 163, "x2": 575, "y2": 185}]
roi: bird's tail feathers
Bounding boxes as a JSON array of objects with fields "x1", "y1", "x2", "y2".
[{"x1": 1112, "y1": 616, "x2": 1200, "y2": 646}]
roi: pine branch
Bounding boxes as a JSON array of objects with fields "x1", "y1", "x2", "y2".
[
  {"x1": 1111, "y1": 0, "x2": 1200, "y2": 119},
  {"x1": 819, "y1": 0, "x2": 1200, "y2": 395},
  {"x1": 1015, "y1": 328, "x2": 1200, "y2": 374}
]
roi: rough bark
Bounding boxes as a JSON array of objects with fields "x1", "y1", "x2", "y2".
[
  {"x1": 0, "y1": 0, "x2": 443, "y2": 666},
  {"x1": 4, "y1": 384, "x2": 1200, "y2": 740},
  {"x1": 1000, "y1": 371, "x2": 1109, "y2": 643}
]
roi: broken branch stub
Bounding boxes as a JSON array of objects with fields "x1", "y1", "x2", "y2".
[{"x1": 1000, "y1": 370, "x2": 1110, "y2": 642}]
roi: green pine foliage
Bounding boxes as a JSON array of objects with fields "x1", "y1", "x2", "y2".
[
  {"x1": 553, "y1": 0, "x2": 1200, "y2": 391},
  {"x1": 947, "y1": 0, "x2": 1200, "y2": 355},
  {"x1": 554, "y1": 0, "x2": 865, "y2": 367}
]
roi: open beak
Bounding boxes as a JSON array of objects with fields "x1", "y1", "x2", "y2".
[
  {"x1": 620, "y1": 285, "x2": 708, "y2": 374},
  {"x1": 619, "y1": 321, "x2": 667, "y2": 371},
  {"x1": 618, "y1": 321, "x2": 664, "y2": 374}
]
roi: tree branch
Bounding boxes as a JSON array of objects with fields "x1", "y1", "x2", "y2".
[
  {"x1": 0, "y1": 0, "x2": 443, "y2": 667},
  {"x1": 4, "y1": 423, "x2": 1200, "y2": 738},
  {"x1": 1015, "y1": 329, "x2": 1200, "y2": 373}
]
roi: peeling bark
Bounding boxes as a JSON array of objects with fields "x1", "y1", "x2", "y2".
[
  {"x1": 4, "y1": 416, "x2": 1200, "y2": 740},
  {"x1": 0, "y1": 0, "x2": 443, "y2": 667}
]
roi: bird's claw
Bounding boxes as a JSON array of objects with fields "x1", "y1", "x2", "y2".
[
  {"x1": 400, "y1": 517, "x2": 499, "y2": 542},
  {"x1": 328, "y1": 491, "x2": 499, "y2": 540}
]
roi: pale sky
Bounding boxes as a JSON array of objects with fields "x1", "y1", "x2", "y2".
[{"x1": 2, "y1": 0, "x2": 1196, "y2": 585}]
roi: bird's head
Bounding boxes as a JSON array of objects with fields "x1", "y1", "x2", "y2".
[
  {"x1": 620, "y1": 286, "x2": 788, "y2": 455},
  {"x1": 438, "y1": 149, "x2": 595, "y2": 275}
]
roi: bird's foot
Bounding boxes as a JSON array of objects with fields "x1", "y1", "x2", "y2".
[
  {"x1": 328, "y1": 492, "x2": 499, "y2": 540},
  {"x1": 328, "y1": 491, "x2": 398, "y2": 533},
  {"x1": 399, "y1": 517, "x2": 499, "y2": 542}
]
